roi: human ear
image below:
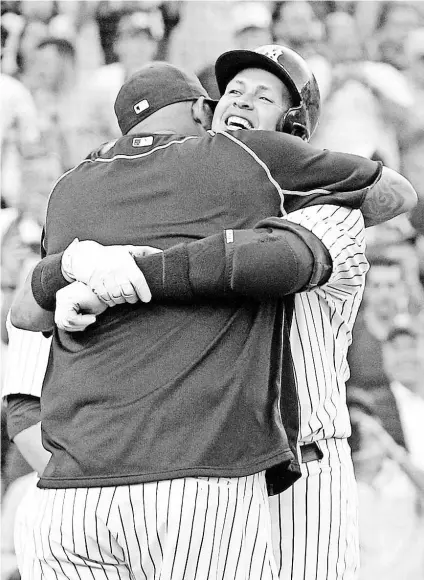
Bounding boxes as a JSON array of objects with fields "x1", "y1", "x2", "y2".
[{"x1": 192, "y1": 96, "x2": 217, "y2": 130}]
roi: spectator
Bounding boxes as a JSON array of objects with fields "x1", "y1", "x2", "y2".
[
  {"x1": 399, "y1": 28, "x2": 424, "y2": 235},
  {"x1": 231, "y1": 1, "x2": 273, "y2": 50},
  {"x1": 1, "y1": 24, "x2": 40, "y2": 209},
  {"x1": 198, "y1": 1, "x2": 273, "y2": 99},
  {"x1": 348, "y1": 256, "x2": 409, "y2": 389},
  {"x1": 155, "y1": 1, "x2": 183, "y2": 61},
  {"x1": 365, "y1": 215, "x2": 424, "y2": 317},
  {"x1": 93, "y1": 1, "x2": 180, "y2": 64},
  {"x1": 372, "y1": 1, "x2": 422, "y2": 71},
  {"x1": 371, "y1": 325, "x2": 424, "y2": 468},
  {"x1": 9, "y1": 0, "x2": 76, "y2": 84},
  {"x1": 81, "y1": 8, "x2": 165, "y2": 143},
  {"x1": 348, "y1": 388, "x2": 424, "y2": 580},
  {"x1": 310, "y1": 10, "x2": 412, "y2": 170},
  {"x1": 271, "y1": 0, "x2": 332, "y2": 100},
  {"x1": 28, "y1": 37, "x2": 100, "y2": 170},
  {"x1": 272, "y1": 0, "x2": 324, "y2": 57}
]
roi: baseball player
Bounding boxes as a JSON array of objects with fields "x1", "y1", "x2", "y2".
[
  {"x1": 1, "y1": 316, "x2": 52, "y2": 580},
  {"x1": 7, "y1": 60, "x2": 341, "y2": 580},
  {"x1": 11, "y1": 54, "x2": 416, "y2": 580}
]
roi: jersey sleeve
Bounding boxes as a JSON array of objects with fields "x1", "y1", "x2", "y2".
[
  {"x1": 2, "y1": 312, "x2": 51, "y2": 399},
  {"x1": 283, "y1": 205, "x2": 369, "y2": 332},
  {"x1": 229, "y1": 130, "x2": 382, "y2": 213}
]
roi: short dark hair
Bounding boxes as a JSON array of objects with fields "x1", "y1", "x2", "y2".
[{"x1": 37, "y1": 37, "x2": 76, "y2": 60}]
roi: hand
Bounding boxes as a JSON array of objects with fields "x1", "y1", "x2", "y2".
[
  {"x1": 62, "y1": 239, "x2": 162, "y2": 307},
  {"x1": 55, "y1": 281, "x2": 107, "y2": 332}
]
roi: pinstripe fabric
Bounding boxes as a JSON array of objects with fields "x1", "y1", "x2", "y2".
[
  {"x1": 269, "y1": 205, "x2": 367, "y2": 580},
  {"x1": 269, "y1": 439, "x2": 359, "y2": 580},
  {"x1": 2, "y1": 313, "x2": 51, "y2": 398},
  {"x1": 16, "y1": 473, "x2": 279, "y2": 580},
  {"x1": 283, "y1": 205, "x2": 368, "y2": 443}
]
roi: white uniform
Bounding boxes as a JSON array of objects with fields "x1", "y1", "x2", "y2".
[
  {"x1": 270, "y1": 205, "x2": 368, "y2": 580},
  {"x1": 2, "y1": 317, "x2": 52, "y2": 580},
  {"x1": 16, "y1": 473, "x2": 278, "y2": 580},
  {"x1": 2, "y1": 314, "x2": 52, "y2": 399},
  {"x1": 4, "y1": 329, "x2": 278, "y2": 580}
]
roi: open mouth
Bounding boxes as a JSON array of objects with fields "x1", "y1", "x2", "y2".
[{"x1": 225, "y1": 115, "x2": 254, "y2": 130}]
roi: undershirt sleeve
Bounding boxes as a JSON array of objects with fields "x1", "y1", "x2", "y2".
[{"x1": 5, "y1": 394, "x2": 41, "y2": 441}]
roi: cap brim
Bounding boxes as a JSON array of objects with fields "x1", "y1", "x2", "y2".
[{"x1": 215, "y1": 50, "x2": 299, "y2": 102}]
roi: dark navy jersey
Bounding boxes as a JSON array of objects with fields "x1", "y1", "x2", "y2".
[{"x1": 39, "y1": 130, "x2": 381, "y2": 491}]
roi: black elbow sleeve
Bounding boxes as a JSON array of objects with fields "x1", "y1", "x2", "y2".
[
  {"x1": 227, "y1": 221, "x2": 332, "y2": 298},
  {"x1": 31, "y1": 253, "x2": 68, "y2": 311}
]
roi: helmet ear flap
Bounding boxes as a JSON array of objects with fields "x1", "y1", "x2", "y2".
[
  {"x1": 290, "y1": 122, "x2": 309, "y2": 141},
  {"x1": 276, "y1": 110, "x2": 310, "y2": 141}
]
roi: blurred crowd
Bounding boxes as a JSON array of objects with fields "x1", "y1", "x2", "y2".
[{"x1": 1, "y1": 1, "x2": 424, "y2": 579}]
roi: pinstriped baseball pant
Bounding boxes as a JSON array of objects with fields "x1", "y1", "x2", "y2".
[
  {"x1": 15, "y1": 472, "x2": 279, "y2": 580},
  {"x1": 269, "y1": 438, "x2": 359, "y2": 580}
]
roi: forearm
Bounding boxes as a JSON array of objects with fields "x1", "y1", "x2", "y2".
[
  {"x1": 361, "y1": 166, "x2": 418, "y2": 227},
  {"x1": 137, "y1": 219, "x2": 332, "y2": 301},
  {"x1": 26, "y1": 222, "x2": 332, "y2": 311},
  {"x1": 9, "y1": 254, "x2": 68, "y2": 331}
]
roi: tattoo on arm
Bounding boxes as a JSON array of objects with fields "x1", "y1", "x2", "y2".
[
  {"x1": 361, "y1": 184, "x2": 404, "y2": 226},
  {"x1": 361, "y1": 168, "x2": 416, "y2": 227}
]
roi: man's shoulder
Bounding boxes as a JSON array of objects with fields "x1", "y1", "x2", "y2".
[
  {"x1": 214, "y1": 129, "x2": 298, "y2": 149},
  {"x1": 100, "y1": 133, "x2": 200, "y2": 158}
]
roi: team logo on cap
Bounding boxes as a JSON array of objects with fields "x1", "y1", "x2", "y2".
[
  {"x1": 256, "y1": 45, "x2": 284, "y2": 63},
  {"x1": 134, "y1": 99, "x2": 149, "y2": 114}
]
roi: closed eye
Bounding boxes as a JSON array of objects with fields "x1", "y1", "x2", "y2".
[{"x1": 259, "y1": 95, "x2": 274, "y2": 103}]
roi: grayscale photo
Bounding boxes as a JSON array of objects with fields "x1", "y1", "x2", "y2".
[{"x1": 1, "y1": 1, "x2": 424, "y2": 579}]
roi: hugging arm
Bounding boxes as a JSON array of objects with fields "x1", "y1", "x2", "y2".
[
  {"x1": 361, "y1": 166, "x2": 418, "y2": 227},
  {"x1": 11, "y1": 218, "x2": 332, "y2": 331}
]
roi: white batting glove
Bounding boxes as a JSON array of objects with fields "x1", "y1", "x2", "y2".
[
  {"x1": 55, "y1": 282, "x2": 107, "y2": 332},
  {"x1": 61, "y1": 239, "x2": 162, "y2": 307}
]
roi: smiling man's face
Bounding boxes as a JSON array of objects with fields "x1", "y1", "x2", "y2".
[{"x1": 212, "y1": 67, "x2": 293, "y2": 133}]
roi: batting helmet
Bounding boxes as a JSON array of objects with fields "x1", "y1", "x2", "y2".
[{"x1": 215, "y1": 44, "x2": 320, "y2": 141}]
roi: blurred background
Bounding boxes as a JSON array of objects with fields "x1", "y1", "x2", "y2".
[{"x1": 1, "y1": 1, "x2": 424, "y2": 579}]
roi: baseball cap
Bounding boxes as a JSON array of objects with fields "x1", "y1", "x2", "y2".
[
  {"x1": 114, "y1": 62, "x2": 213, "y2": 135},
  {"x1": 117, "y1": 10, "x2": 164, "y2": 42}
]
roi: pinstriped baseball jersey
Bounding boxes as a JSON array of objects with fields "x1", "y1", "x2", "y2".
[
  {"x1": 283, "y1": 204, "x2": 368, "y2": 443},
  {"x1": 269, "y1": 204, "x2": 367, "y2": 580},
  {"x1": 16, "y1": 473, "x2": 279, "y2": 580},
  {"x1": 2, "y1": 313, "x2": 51, "y2": 399},
  {"x1": 270, "y1": 438, "x2": 359, "y2": 580}
]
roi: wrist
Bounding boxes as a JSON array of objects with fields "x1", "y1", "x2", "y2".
[
  {"x1": 137, "y1": 245, "x2": 194, "y2": 301},
  {"x1": 31, "y1": 253, "x2": 69, "y2": 311},
  {"x1": 61, "y1": 238, "x2": 79, "y2": 282}
]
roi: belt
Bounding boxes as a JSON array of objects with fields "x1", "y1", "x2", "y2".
[{"x1": 300, "y1": 442, "x2": 323, "y2": 463}]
